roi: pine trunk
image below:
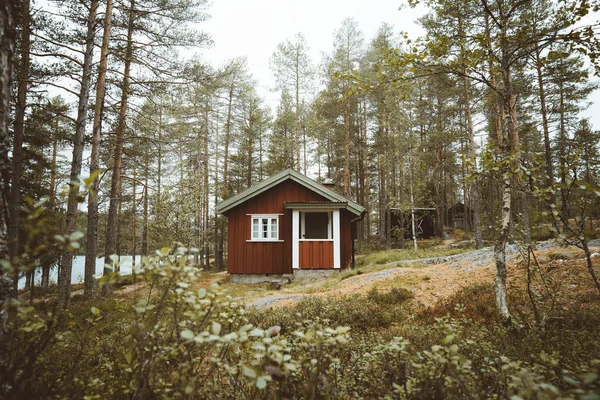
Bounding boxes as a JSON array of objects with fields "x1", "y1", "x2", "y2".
[
  {"x1": 463, "y1": 76, "x2": 483, "y2": 248},
  {"x1": 203, "y1": 107, "x2": 210, "y2": 269},
  {"x1": 295, "y1": 59, "x2": 301, "y2": 172},
  {"x1": 0, "y1": 6, "x2": 18, "y2": 382},
  {"x1": 8, "y1": 0, "x2": 29, "y2": 283},
  {"x1": 58, "y1": 0, "x2": 98, "y2": 309},
  {"x1": 85, "y1": 0, "x2": 113, "y2": 298},
  {"x1": 223, "y1": 86, "x2": 233, "y2": 198},
  {"x1": 535, "y1": 48, "x2": 554, "y2": 185},
  {"x1": 103, "y1": 0, "x2": 134, "y2": 296},
  {"x1": 343, "y1": 97, "x2": 350, "y2": 197}
]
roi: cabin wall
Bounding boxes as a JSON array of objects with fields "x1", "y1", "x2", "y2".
[
  {"x1": 299, "y1": 241, "x2": 333, "y2": 269},
  {"x1": 225, "y1": 180, "x2": 329, "y2": 274}
]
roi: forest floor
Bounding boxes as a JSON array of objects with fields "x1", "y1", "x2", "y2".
[
  {"x1": 242, "y1": 239, "x2": 600, "y2": 309},
  {"x1": 18, "y1": 239, "x2": 600, "y2": 310}
]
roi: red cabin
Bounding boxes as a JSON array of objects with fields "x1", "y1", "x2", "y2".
[{"x1": 216, "y1": 169, "x2": 365, "y2": 282}]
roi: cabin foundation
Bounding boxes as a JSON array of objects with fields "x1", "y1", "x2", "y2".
[{"x1": 229, "y1": 269, "x2": 338, "y2": 284}]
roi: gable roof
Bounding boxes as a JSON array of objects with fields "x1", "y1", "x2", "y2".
[{"x1": 216, "y1": 168, "x2": 365, "y2": 217}]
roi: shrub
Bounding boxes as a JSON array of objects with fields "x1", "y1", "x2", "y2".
[{"x1": 3, "y1": 249, "x2": 600, "y2": 399}]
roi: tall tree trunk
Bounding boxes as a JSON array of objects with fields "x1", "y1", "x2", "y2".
[
  {"x1": 410, "y1": 161, "x2": 418, "y2": 250},
  {"x1": 247, "y1": 107, "x2": 253, "y2": 187},
  {"x1": 141, "y1": 153, "x2": 148, "y2": 258},
  {"x1": 223, "y1": 86, "x2": 233, "y2": 198},
  {"x1": 193, "y1": 106, "x2": 201, "y2": 265},
  {"x1": 213, "y1": 109, "x2": 222, "y2": 270},
  {"x1": 494, "y1": 173, "x2": 512, "y2": 325},
  {"x1": 132, "y1": 165, "x2": 136, "y2": 267},
  {"x1": 558, "y1": 79, "x2": 568, "y2": 217},
  {"x1": 487, "y1": 11, "x2": 513, "y2": 325},
  {"x1": 258, "y1": 121, "x2": 264, "y2": 180},
  {"x1": 535, "y1": 48, "x2": 554, "y2": 185},
  {"x1": 8, "y1": 0, "x2": 29, "y2": 289},
  {"x1": 203, "y1": 106, "x2": 210, "y2": 269},
  {"x1": 295, "y1": 57, "x2": 301, "y2": 172},
  {"x1": 362, "y1": 100, "x2": 370, "y2": 242},
  {"x1": 41, "y1": 261, "x2": 50, "y2": 289},
  {"x1": 0, "y1": 8, "x2": 18, "y2": 376},
  {"x1": 85, "y1": 0, "x2": 113, "y2": 298},
  {"x1": 49, "y1": 136, "x2": 57, "y2": 204},
  {"x1": 58, "y1": 0, "x2": 98, "y2": 309},
  {"x1": 343, "y1": 97, "x2": 350, "y2": 197},
  {"x1": 463, "y1": 75, "x2": 483, "y2": 248},
  {"x1": 103, "y1": 0, "x2": 134, "y2": 296}
]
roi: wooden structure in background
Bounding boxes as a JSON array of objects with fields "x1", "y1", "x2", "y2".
[
  {"x1": 391, "y1": 208, "x2": 437, "y2": 240},
  {"x1": 446, "y1": 202, "x2": 473, "y2": 229},
  {"x1": 216, "y1": 169, "x2": 365, "y2": 276}
]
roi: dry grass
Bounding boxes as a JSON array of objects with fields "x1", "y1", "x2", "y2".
[
  {"x1": 62, "y1": 243, "x2": 600, "y2": 315},
  {"x1": 237, "y1": 244, "x2": 600, "y2": 310}
]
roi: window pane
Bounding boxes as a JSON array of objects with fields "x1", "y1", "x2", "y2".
[
  {"x1": 252, "y1": 218, "x2": 259, "y2": 238},
  {"x1": 262, "y1": 219, "x2": 268, "y2": 238},
  {"x1": 270, "y1": 218, "x2": 277, "y2": 238},
  {"x1": 303, "y1": 212, "x2": 329, "y2": 239}
]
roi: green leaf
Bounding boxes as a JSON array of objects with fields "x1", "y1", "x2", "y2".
[
  {"x1": 242, "y1": 366, "x2": 256, "y2": 378},
  {"x1": 125, "y1": 352, "x2": 132, "y2": 364},
  {"x1": 69, "y1": 231, "x2": 85, "y2": 241},
  {"x1": 83, "y1": 169, "x2": 102, "y2": 186},
  {"x1": 256, "y1": 377, "x2": 267, "y2": 389},
  {"x1": 91, "y1": 307, "x2": 100, "y2": 316},
  {"x1": 180, "y1": 330, "x2": 194, "y2": 340}
]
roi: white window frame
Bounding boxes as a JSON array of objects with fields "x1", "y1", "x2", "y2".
[
  {"x1": 300, "y1": 211, "x2": 333, "y2": 241},
  {"x1": 247, "y1": 214, "x2": 283, "y2": 242}
]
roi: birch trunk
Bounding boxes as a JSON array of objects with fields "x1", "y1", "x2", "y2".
[
  {"x1": 494, "y1": 175, "x2": 512, "y2": 325},
  {"x1": 486, "y1": 11, "x2": 513, "y2": 325}
]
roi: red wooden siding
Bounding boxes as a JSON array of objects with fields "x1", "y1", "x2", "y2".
[
  {"x1": 224, "y1": 180, "x2": 329, "y2": 274},
  {"x1": 299, "y1": 241, "x2": 333, "y2": 269}
]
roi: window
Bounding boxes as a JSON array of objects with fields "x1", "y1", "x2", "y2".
[
  {"x1": 251, "y1": 215, "x2": 279, "y2": 241},
  {"x1": 301, "y1": 212, "x2": 332, "y2": 240}
]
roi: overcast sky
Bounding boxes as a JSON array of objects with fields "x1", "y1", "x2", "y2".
[
  {"x1": 198, "y1": 0, "x2": 599, "y2": 130},
  {"x1": 200, "y1": 0, "x2": 427, "y2": 106}
]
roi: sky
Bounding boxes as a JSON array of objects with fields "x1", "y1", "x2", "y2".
[
  {"x1": 200, "y1": 0, "x2": 427, "y2": 107},
  {"x1": 197, "y1": 0, "x2": 600, "y2": 131}
]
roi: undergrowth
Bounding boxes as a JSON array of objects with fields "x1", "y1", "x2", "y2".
[{"x1": 2, "y1": 248, "x2": 600, "y2": 399}]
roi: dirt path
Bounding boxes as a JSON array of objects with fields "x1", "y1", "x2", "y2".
[{"x1": 248, "y1": 240, "x2": 600, "y2": 309}]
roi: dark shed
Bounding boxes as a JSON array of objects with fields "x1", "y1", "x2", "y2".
[
  {"x1": 446, "y1": 202, "x2": 473, "y2": 229},
  {"x1": 391, "y1": 208, "x2": 437, "y2": 240}
]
